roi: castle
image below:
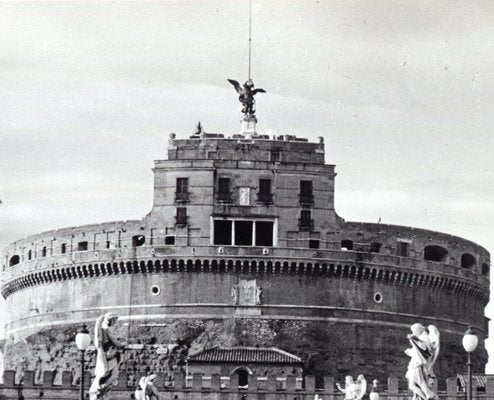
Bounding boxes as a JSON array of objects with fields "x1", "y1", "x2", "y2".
[{"x1": 0, "y1": 118, "x2": 490, "y2": 383}]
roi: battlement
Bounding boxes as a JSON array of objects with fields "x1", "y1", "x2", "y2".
[
  {"x1": 0, "y1": 370, "x2": 493, "y2": 400},
  {"x1": 166, "y1": 132, "x2": 326, "y2": 164}
]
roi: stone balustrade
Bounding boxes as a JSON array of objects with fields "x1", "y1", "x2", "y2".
[{"x1": 0, "y1": 370, "x2": 492, "y2": 400}]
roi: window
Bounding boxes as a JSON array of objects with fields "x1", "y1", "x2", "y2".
[
  {"x1": 258, "y1": 179, "x2": 273, "y2": 203},
  {"x1": 132, "y1": 235, "x2": 146, "y2": 247},
  {"x1": 175, "y1": 178, "x2": 189, "y2": 202},
  {"x1": 370, "y1": 242, "x2": 382, "y2": 253},
  {"x1": 235, "y1": 221, "x2": 253, "y2": 246},
  {"x1": 299, "y1": 210, "x2": 313, "y2": 231},
  {"x1": 61, "y1": 243, "x2": 67, "y2": 254},
  {"x1": 461, "y1": 253, "x2": 476, "y2": 269},
  {"x1": 9, "y1": 255, "x2": 20, "y2": 267},
  {"x1": 165, "y1": 236, "x2": 175, "y2": 245},
  {"x1": 299, "y1": 180, "x2": 314, "y2": 204},
  {"x1": 214, "y1": 220, "x2": 232, "y2": 245},
  {"x1": 270, "y1": 150, "x2": 281, "y2": 162},
  {"x1": 255, "y1": 222, "x2": 274, "y2": 246},
  {"x1": 217, "y1": 178, "x2": 231, "y2": 202},
  {"x1": 423, "y1": 245, "x2": 448, "y2": 262},
  {"x1": 176, "y1": 207, "x2": 187, "y2": 225},
  {"x1": 28, "y1": 250, "x2": 32, "y2": 260},
  {"x1": 42, "y1": 247, "x2": 47, "y2": 257},
  {"x1": 77, "y1": 241, "x2": 88, "y2": 251},
  {"x1": 341, "y1": 240, "x2": 353, "y2": 251},
  {"x1": 482, "y1": 263, "x2": 489, "y2": 276},
  {"x1": 397, "y1": 241, "x2": 409, "y2": 257},
  {"x1": 309, "y1": 239, "x2": 320, "y2": 249}
]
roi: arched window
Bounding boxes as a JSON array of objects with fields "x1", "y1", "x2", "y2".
[
  {"x1": 42, "y1": 247, "x2": 47, "y2": 257},
  {"x1": 9, "y1": 255, "x2": 20, "y2": 267},
  {"x1": 233, "y1": 367, "x2": 251, "y2": 387},
  {"x1": 370, "y1": 242, "x2": 382, "y2": 253},
  {"x1": 482, "y1": 263, "x2": 489, "y2": 276},
  {"x1": 423, "y1": 245, "x2": 448, "y2": 263},
  {"x1": 132, "y1": 235, "x2": 146, "y2": 247},
  {"x1": 341, "y1": 240, "x2": 353, "y2": 251},
  {"x1": 461, "y1": 253, "x2": 476, "y2": 269}
]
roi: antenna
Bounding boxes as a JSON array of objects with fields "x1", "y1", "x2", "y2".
[{"x1": 248, "y1": 0, "x2": 252, "y2": 81}]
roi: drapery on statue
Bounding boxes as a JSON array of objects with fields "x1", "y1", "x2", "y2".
[
  {"x1": 134, "y1": 374, "x2": 164, "y2": 400},
  {"x1": 89, "y1": 313, "x2": 128, "y2": 400},
  {"x1": 405, "y1": 323, "x2": 440, "y2": 400},
  {"x1": 227, "y1": 79, "x2": 266, "y2": 117},
  {"x1": 336, "y1": 375, "x2": 367, "y2": 400}
]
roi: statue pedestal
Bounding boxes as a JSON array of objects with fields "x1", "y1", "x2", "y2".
[{"x1": 241, "y1": 116, "x2": 257, "y2": 136}]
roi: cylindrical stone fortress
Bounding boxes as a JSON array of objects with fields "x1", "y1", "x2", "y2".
[{"x1": 1, "y1": 133, "x2": 490, "y2": 382}]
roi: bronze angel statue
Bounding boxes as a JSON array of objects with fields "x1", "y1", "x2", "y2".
[{"x1": 227, "y1": 79, "x2": 266, "y2": 117}]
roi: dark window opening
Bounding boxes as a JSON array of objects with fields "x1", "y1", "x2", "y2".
[
  {"x1": 175, "y1": 207, "x2": 187, "y2": 225},
  {"x1": 309, "y1": 239, "x2": 320, "y2": 249},
  {"x1": 235, "y1": 369, "x2": 249, "y2": 387},
  {"x1": 132, "y1": 235, "x2": 146, "y2": 247},
  {"x1": 256, "y1": 222, "x2": 274, "y2": 246},
  {"x1": 9, "y1": 255, "x2": 20, "y2": 267},
  {"x1": 214, "y1": 220, "x2": 232, "y2": 245},
  {"x1": 370, "y1": 242, "x2": 382, "y2": 253},
  {"x1": 397, "y1": 241, "x2": 409, "y2": 257},
  {"x1": 270, "y1": 150, "x2": 281, "y2": 162},
  {"x1": 341, "y1": 240, "x2": 353, "y2": 251},
  {"x1": 175, "y1": 178, "x2": 189, "y2": 202},
  {"x1": 106, "y1": 241, "x2": 111, "y2": 249},
  {"x1": 299, "y1": 180, "x2": 314, "y2": 204},
  {"x1": 235, "y1": 221, "x2": 253, "y2": 246},
  {"x1": 299, "y1": 210, "x2": 313, "y2": 231},
  {"x1": 258, "y1": 179, "x2": 273, "y2": 203},
  {"x1": 423, "y1": 245, "x2": 448, "y2": 262},
  {"x1": 77, "y1": 241, "x2": 88, "y2": 251},
  {"x1": 482, "y1": 263, "x2": 489, "y2": 276},
  {"x1": 461, "y1": 253, "x2": 476, "y2": 269},
  {"x1": 165, "y1": 236, "x2": 176, "y2": 245},
  {"x1": 42, "y1": 247, "x2": 47, "y2": 257},
  {"x1": 217, "y1": 178, "x2": 232, "y2": 202},
  {"x1": 61, "y1": 243, "x2": 67, "y2": 254},
  {"x1": 28, "y1": 250, "x2": 32, "y2": 260}
]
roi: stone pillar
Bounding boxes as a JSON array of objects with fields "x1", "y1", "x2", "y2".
[
  {"x1": 230, "y1": 373, "x2": 239, "y2": 391},
  {"x1": 193, "y1": 373, "x2": 202, "y2": 391},
  {"x1": 387, "y1": 376, "x2": 399, "y2": 394},
  {"x1": 305, "y1": 375, "x2": 316, "y2": 393},
  {"x1": 287, "y1": 375, "x2": 297, "y2": 392},
  {"x1": 211, "y1": 374, "x2": 221, "y2": 391},
  {"x1": 446, "y1": 377, "x2": 457, "y2": 400},
  {"x1": 42, "y1": 371, "x2": 54, "y2": 388},
  {"x1": 248, "y1": 373, "x2": 258, "y2": 391}
]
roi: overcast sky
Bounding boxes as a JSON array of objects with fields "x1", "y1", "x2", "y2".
[{"x1": 1, "y1": 0, "x2": 494, "y2": 371}]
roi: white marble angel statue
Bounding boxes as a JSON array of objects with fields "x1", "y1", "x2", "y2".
[
  {"x1": 405, "y1": 323, "x2": 440, "y2": 400},
  {"x1": 336, "y1": 375, "x2": 367, "y2": 400},
  {"x1": 134, "y1": 374, "x2": 164, "y2": 400},
  {"x1": 89, "y1": 313, "x2": 128, "y2": 400}
]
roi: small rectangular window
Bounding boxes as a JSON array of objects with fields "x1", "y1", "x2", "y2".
[
  {"x1": 300, "y1": 180, "x2": 314, "y2": 204},
  {"x1": 218, "y1": 178, "x2": 231, "y2": 202},
  {"x1": 77, "y1": 241, "x2": 88, "y2": 251},
  {"x1": 270, "y1": 150, "x2": 281, "y2": 162},
  {"x1": 398, "y1": 241, "x2": 409, "y2": 257},
  {"x1": 235, "y1": 221, "x2": 253, "y2": 246},
  {"x1": 214, "y1": 220, "x2": 232, "y2": 245},
  {"x1": 309, "y1": 239, "x2": 320, "y2": 249},
  {"x1": 299, "y1": 210, "x2": 313, "y2": 231},
  {"x1": 165, "y1": 236, "x2": 175, "y2": 245},
  {"x1": 258, "y1": 179, "x2": 273, "y2": 203},
  {"x1": 176, "y1": 178, "x2": 189, "y2": 202},
  {"x1": 255, "y1": 221, "x2": 274, "y2": 246},
  {"x1": 176, "y1": 207, "x2": 187, "y2": 225},
  {"x1": 61, "y1": 243, "x2": 67, "y2": 254}
]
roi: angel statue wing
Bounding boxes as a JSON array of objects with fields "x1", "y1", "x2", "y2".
[
  {"x1": 427, "y1": 325, "x2": 440, "y2": 372},
  {"x1": 227, "y1": 79, "x2": 242, "y2": 94},
  {"x1": 355, "y1": 375, "x2": 367, "y2": 400},
  {"x1": 252, "y1": 88, "x2": 266, "y2": 95},
  {"x1": 93, "y1": 314, "x2": 105, "y2": 348}
]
